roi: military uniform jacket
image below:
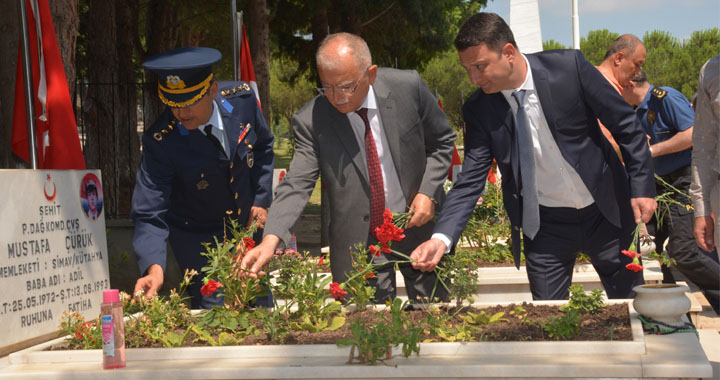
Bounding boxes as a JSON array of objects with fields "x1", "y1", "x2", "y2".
[
  {"x1": 636, "y1": 85, "x2": 694, "y2": 176},
  {"x1": 131, "y1": 81, "x2": 274, "y2": 276}
]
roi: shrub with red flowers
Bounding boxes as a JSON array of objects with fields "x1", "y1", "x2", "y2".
[
  {"x1": 329, "y1": 282, "x2": 348, "y2": 301},
  {"x1": 60, "y1": 311, "x2": 101, "y2": 350},
  {"x1": 200, "y1": 218, "x2": 265, "y2": 309}
]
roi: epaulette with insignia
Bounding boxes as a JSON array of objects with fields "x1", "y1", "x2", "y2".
[
  {"x1": 152, "y1": 119, "x2": 178, "y2": 142},
  {"x1": 219, "y1": 82, "x2": 251, "y2": 98},
  {"x1": 650, "y1": 87, "x2": 667, "y2": 100}
]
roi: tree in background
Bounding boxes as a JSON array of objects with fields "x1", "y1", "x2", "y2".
[
  {"x1": 269, "y1": 0, "x2": 487, "y2": 82},
  {"x1": 420, "y1": 49, "x2": 475, "y2": 135},
  {"x1": 543, "y1": 39, "x2": 567, "y2": 51},
  {"x1": 580, "y1": 29, "x2": 619, "y2": 65},
  {"x1": 269, "y1": 56, "x2": 315, "y2": 140}
]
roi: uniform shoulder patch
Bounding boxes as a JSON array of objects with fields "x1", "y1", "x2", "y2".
[
  {"x1": 149, "y1": 118, "x2": 178, "y2": 142},
  {"x1": 219, "y1": 82, "x2": 252, "y2": 98},
  {"x1": 651, "y1": 87, "x2": 667, "y2": 99}
]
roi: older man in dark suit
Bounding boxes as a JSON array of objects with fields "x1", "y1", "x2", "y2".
[
  {"x1": 241, "y1": 33, "x2": 456, "y2": 302},
  {"x1": 411, "y1": 13, "x2": 657, "y2": 300}
]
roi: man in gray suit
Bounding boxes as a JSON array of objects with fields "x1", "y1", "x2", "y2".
[{"x1": 241, "y1": 33, "x2": 456, "y2": 302}]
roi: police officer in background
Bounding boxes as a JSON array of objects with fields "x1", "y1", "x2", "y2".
[
  {"x1": 131, "y1": 47, "x2": 274, "y2": 309},
  {"x1": 622, "y1": 69, "x2": 720, "y2": 314}
]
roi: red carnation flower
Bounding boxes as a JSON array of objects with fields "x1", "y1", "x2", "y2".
[
  {"x1": 200, "y1": 280, "x2": 222, "y2": 296},
  {"x1": 329, "y1": 282, "x2": 348, "y2": 300},
  {"x1": 625, "y1": 262, "x2": 644, "y2": 272},
  {"x1": 369, "y1": 245, "x2": 381, "y2": 256},
  {"x1": 364, "y1": 271, "x2": 376, "y2": 279},
  {"x1": 318, "y1": 255, "x2": 325, "y2": 266},
  {"x1": 621, "y1": 249, "x2": 636, "y2": 259},
  {"x1": 243, "y1": 237, "x2": 256, "y2": 250}
]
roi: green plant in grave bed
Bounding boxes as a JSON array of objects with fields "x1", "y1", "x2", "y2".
[
  {"x1": 510, "y1": 305, "x2": 528, "y2": 323},
  {"x1": 342, "y1": 244, "x2": 378, "y2": 310},
  {"x1": 254, "y1": 307, "x2": 290, "y2": 343},
  {"x1": 458, "y1": 180, "x2": 516, "y2": 264},
  {"x1": 270, "y1": 250, "x2": 345, "y2": 332},
  {"x1": 436, "y1": 247, "x2": 483, "y2": 308},
  {"x1": 338, "y1": 298, "x2": 422, "y2": 365},
  {"x1": 562, "y1": 284, "x2": 605, "y2": 315},
  {"x1": 60, "y1": 311, "x2": 102, "y2": 350},
  {"x1": 435, "y1": 322, "x2": 479, "y2": 342},
  {"x1": 543, "y1": 309, "x2": 581, "y2": 340},
  {"x1": 461, "y1": 310, "x2": 509, "y2": 325},
  {"x1": 200, "y1": 218, "x2": 264, "y2": 310}
]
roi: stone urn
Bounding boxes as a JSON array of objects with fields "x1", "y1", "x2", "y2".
[{"x1": 632, "y1": 283, "x2": 691, "y2": 325}]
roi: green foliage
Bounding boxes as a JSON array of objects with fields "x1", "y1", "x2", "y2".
[
  {"x1": 253, "y1": 307, "x2": 290, "y2": 343},
  {"x1": 337, "y1": 298, "x2": 422, "y2": 364},
  {"x1": 457, "y1": 179, "x2": 516, "y2": 265},
  {"x1": 420, "y1": 48, "x2": 476, "y2": 130},
  {"x1": 510, "y1": 305, "x2": 528, "y2": 323},
  {"x1": 271, "y1": 1, "x2": 488, "y2": 79},
  {"x1": 580, "y1": 29, "x2": 620, "y2": 66},
  {"x1": 543, "y1": 309, "x2": 581, "y2": 340},
  {"x1": 200, "y1": 219, "x2": 264, "y2": 309},
  {"x1": 563, "y1": 285, "x2": 605, "y2": 315},
  {"x1": 436, "y1": 247, "x2": 483, "y2": 308},
  {"x1": 343, "y1": 245, "x2": 378, "y2": 310},
  {"x1": 271, "y1": 251, "x2": 340, "y2": 324},
  {"x1": 435, "y1": 323, "x2": 479, "y2": 342},
  {"x1": 59, "y1": 311, "x2": 101, "y2": 350},
  {"x1": 269, "y1": 56, "x2": 315, "y2": 139},
  {"x1": 461, "y1": 310, "x2": 508, "y2": 325},
  {"x1": 543, "y1": 39, "x2": 568, "y2": 51}
]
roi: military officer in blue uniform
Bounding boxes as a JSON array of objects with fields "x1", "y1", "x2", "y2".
[
  {"x1": 131, "y1": 47, "x2": 274, "y2": 309},
  {"x1": 623, "y1": 70, "x2": 720, "y2": 314}
]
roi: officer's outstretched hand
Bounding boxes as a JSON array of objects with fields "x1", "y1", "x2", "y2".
[
  {"x1": 134, "y1": 264, "x2": 164, "y2": 299},
  {"x1": 247, "y1": 206, "x2": 268, "y2": 229},
  {"x1": 238, "y1": 235, "x2": 280, "y2": 279},
  {"x1": 410, "y1": 238, "x2": 447, "y2": 272}
]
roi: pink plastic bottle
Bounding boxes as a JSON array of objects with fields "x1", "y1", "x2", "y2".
[{"x1": 101, "y1": 289, "x2": 126, "y2": 369}]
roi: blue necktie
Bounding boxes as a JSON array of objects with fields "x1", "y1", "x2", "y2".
[{"x1": 512, "y1": 90, "x2": 539, "y2": 239}]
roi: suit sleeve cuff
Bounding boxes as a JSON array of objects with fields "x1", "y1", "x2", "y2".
[{"x1": 431, "y1": 233, "x2": 453, "y2": 254}]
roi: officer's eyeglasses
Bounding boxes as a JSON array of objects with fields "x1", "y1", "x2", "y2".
[{"x1": 317, "y1": 67, "x2": 369, "y2": 96}]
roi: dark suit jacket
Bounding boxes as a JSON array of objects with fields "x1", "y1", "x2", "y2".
[
  {"x1": 131, "y1": 81, "x2": 274, "y2": 276},
  {"x1": 434, "y1": 49, "x2": 655, "y2": 267},
  {"x1": 264, "y1": 68, "x2": 456, "y2": 283}
]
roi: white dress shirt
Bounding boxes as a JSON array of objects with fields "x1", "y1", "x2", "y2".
[
  {"x1": 199, "y1": 101, "x2": 229, "y2": 156},
  {"x1": 347, "y1": 86, "x2": 407, "y2": 213},
  {"x1": 433, "y1": 54, "x2": 594, "y2": 251}
]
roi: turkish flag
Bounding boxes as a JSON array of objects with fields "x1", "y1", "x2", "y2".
[
  {"x1": 239, "y1": 23, "x2": 262, "y2": 111},
  {"x1": 12, "y1": 0, "x2": 85, "y2": 169}
]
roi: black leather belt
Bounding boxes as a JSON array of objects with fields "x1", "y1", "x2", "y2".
[{"x1": 658, "y1": 165, "x2": 691, "y2": 184}]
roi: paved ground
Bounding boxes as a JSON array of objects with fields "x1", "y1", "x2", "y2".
[{"x1": 671, "y1": 268, "x2": 719, "y2": 380}]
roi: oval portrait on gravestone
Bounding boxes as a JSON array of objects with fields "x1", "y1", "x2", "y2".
[{"x1": 80, "y1": 173, "x2": 103, "y2": 221}]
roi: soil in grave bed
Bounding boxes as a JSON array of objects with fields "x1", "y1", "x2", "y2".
[
  {"x1": 48, "y1": 303, "x2": 631, "y2": 349},
  {"x1": 261, "y1": 303, "x2": 633, "y2": 345}
]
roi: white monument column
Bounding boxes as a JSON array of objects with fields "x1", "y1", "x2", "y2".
[{"x1": 509, "y1": 0, "x2": 543, "y2": 53}]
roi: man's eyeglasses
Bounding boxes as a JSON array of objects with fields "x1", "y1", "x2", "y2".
[{"x1": 317, "y1": 67, "x2": 369, "y2": 96}]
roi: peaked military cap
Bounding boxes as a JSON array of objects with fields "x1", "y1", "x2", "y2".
[{"x1": 143, "y1": 47, "x2": 222, "y2": 108}]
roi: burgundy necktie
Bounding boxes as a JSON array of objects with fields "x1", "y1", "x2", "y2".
[{"x1": 355, "y1": 108, "x2": 385, "y2": 232}]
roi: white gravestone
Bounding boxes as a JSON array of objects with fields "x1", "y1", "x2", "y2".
[{"x1": 0, "y1": 170, "x2": 110, "y2": 351}]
